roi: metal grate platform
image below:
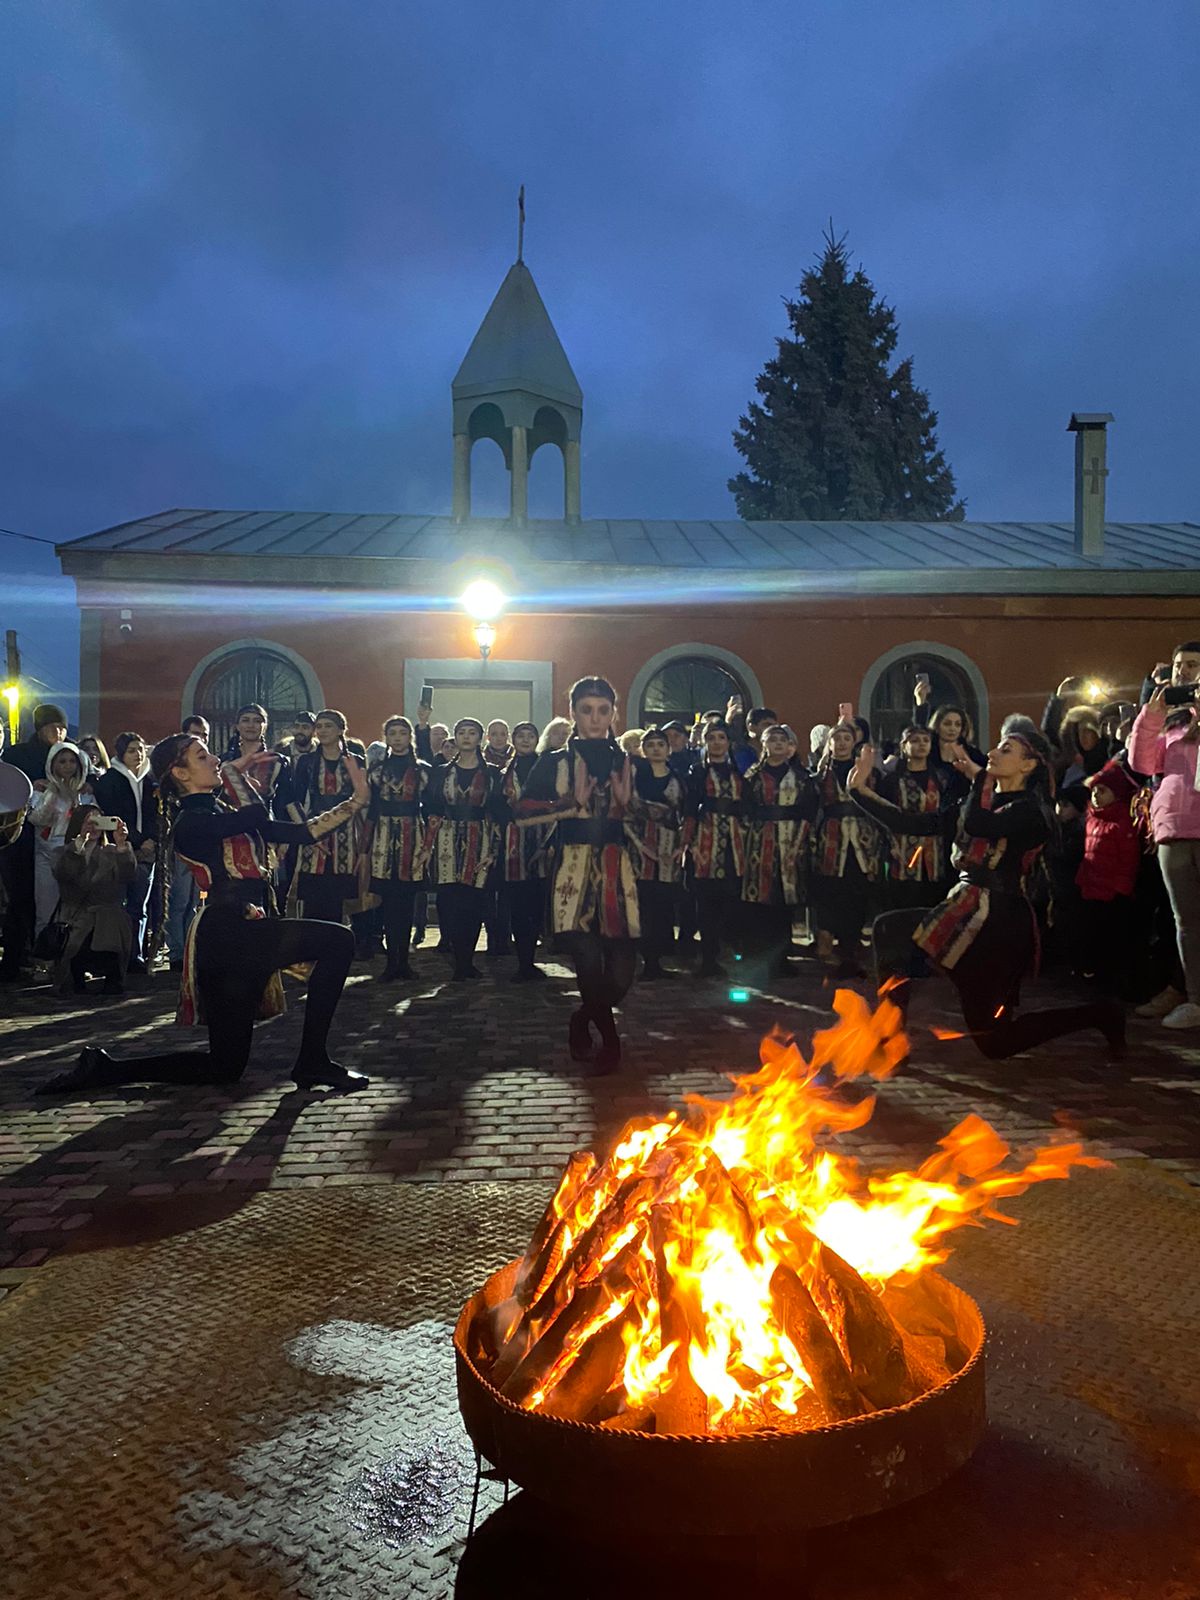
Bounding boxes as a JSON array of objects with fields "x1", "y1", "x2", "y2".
[{"x1": 0, "y1": 1169, "x2": 1197, "y2": 1599}]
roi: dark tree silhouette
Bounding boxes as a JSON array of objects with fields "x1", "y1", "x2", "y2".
[{"x1": 730, "y1": 228, "x2": 964, "y2": 521}]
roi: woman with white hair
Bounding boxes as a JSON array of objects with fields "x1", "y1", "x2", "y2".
[{"x1": 537, "y1": 717, "x2": 572, "y2": 754}]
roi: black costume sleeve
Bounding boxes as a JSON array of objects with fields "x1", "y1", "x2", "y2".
[
  {"x1": 175, "y1": 803, "x2": 273, "y2": 855},
  {"x1": 913, "y1": 701, "x2": 931, "y2": 730},
  {"x1": 961, "y1": 778, "x2": 1050, "y2": 847},
  {"x1": 423, "y1": 763, "x2": 449, "y2": 818},
  {"x1": 515, "y1": 750, "x2": 568, "y2": 817},
  {"x1": 485, "y1": 764, "x2": 508, "y2": 822},
  {"x1": 415, "y1": 725, "x2": 434, "y2": 762}
]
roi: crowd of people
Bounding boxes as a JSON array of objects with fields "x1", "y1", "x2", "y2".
[{"x1": 1, "y1": 638, "x2": 1197, "y2": 1091}]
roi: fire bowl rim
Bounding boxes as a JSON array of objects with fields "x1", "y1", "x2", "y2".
[{"x1": 454, "y1": 1255, "x2": 987, "y2": 1446}]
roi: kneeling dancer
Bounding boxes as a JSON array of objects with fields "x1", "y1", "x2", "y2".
[
  {"x1": 517, "y1": 677, "x2": 638, "y2": 1072},
  {"x1": 850, "y1": 719, "x2": 1124, "y2": 1059},
  {"x1": 41, "y1": 733, "x2": 371, "y2": 1096}
]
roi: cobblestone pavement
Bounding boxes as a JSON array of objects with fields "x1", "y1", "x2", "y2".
[{"x1": 1, "y1": 938, "x2": 1198, "y2": 1287}]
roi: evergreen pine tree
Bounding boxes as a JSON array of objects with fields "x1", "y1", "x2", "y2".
[{"x1": 729, "y1": 228, "x2": 965, "y2": 521}]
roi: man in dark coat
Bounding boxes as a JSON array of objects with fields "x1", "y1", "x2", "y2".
[{"x1": 1, "y1": 704, "x2": 69, "y2": 980}]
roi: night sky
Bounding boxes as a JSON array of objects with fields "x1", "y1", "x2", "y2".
[{"x1": 3, "y1": 1, "x2": 1198, "y2": 718}]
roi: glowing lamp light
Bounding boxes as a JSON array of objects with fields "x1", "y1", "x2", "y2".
[
  {"x1": 1086, "y1": 681, "x2": 1109, "y2": 704},
  {"x1": 473, "y1": 621, "x2": 497, "y2": 661},
  {"x1": 1, "y1": 684, "x2": 18, "y2": 744},
  {"x1": 461, "y1": 579, "x2": 505, "y2": 623}
]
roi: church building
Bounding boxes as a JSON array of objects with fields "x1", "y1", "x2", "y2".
[{"x1": 56, "y1": 249, "x2": 1200, "y2": 753}]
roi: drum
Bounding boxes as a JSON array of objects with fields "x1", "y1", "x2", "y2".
[{"x1": 0, "y1": 761, "x2": 33, "y2": 847}]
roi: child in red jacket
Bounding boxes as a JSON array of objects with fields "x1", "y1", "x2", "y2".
[{"x1": 1077, "y1": 760, "x2": 1141, "y2": 995}]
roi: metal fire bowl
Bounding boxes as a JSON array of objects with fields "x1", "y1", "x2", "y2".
[{"x1": 454, "y1": 1258, "x2": 987, "y2": 1537}]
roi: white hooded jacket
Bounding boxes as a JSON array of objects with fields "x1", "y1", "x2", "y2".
[{"x1": 29, "y1": 740, "x2": 95, "y2": 842}]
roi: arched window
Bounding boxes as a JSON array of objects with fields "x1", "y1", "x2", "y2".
[
  {"x1": 639, "y1": 655, "x2": 749, "y2": 725},
  {"x1": 193, "y1": 645, "x2": 313, "y2": 754},
  {"x1": 865, "y1": 648, "x2": 985, "y2": 749}
]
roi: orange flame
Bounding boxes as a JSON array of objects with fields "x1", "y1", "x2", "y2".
[{"x1": 505, "y1": 991, "x2": 1106, "y2": 1432}]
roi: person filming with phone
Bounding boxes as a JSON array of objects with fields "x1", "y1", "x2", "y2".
[
  {"x1": 1128, "y1": 640, "x2": 1200, "y2": 1032},
  {"x1": 51, "y1": 805, "x2": 136, "y2": 996}
]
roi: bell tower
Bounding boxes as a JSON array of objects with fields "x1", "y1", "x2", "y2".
[{"x1": 452, "y1": 194, "x2": 583, "y2": 525}]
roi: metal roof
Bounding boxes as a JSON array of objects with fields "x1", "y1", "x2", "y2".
[
  {"x1": 58, "y1": 509, "x2": 1200, "y2": 573},
  {"x1": 452, "y1": 261, "x2": 582, "y2": 410}
]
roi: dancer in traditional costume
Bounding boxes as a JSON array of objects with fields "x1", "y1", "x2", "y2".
[
  {"x1": 877, "y1": 724, "x2": 955, "y2": 912},
  {"x1": 740, "y1": 724, "x2": 816, "y2": 982},
  {"x1": 500, "y1": 722, "x2": 548, "y2": 982},
  {"x1": 679, "y1": 720, "x2": 745, "y2": 978},
  {"x1": 851, "y1": 719, "x2": 1124, "y2": 1059},
  {"x1": 516, "y1": 677, "x2": 639, "y2": 1072},
  {"x1": 364, "y1": 716, "x2": 430, "y2": 982},
  {"x1": 289, "y1": 710, "x2": 368, "y2": 924},
  {"x1": 810, "y1": 720, "x2": 881, "y2": 978},
  {"x1": 629, "y1": 726, "x2": 686, "y2": 980},
  {"x1": 424, "y1": 718, "x2": 502, "y2": 981},
  {"x1": 220, "y1": 702, "x2": 290, "y2": 816},
  {"x1": 40, "y1": 731, "x2": 370, "y2": 1096}
]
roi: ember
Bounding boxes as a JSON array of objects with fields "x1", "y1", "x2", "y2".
[{"x1": 469, "y1": 990, "x2": 1104, "y2": 1436}]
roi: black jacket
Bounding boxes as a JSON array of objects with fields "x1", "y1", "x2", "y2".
[{"x1": 94, "y1": 767, "x2": 157, "y2": 850}]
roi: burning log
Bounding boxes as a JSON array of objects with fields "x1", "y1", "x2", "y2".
[
  {"x1": 488, "y1": 1152, "x2": 599, "y2": 1385},
  {"x1": 515, "y1": 1150, "x2": 597, "y2": 1309},
  {"x1": 500, "y1": 1234, "x2": 644, "y2": 1408},
  {"x1": 768, "y1": 1263, "x2": 869, "y2": 1422},
  {"x1": 524, "y1": 1172, "x2": 658, "y2": 1332},
  {"x1": 880, "y1": 1271, "x2": 972, "y2": 1373},
  {"x1": 651, "y1": 1207, "x2": 708, "y2": 1436},
  {"x1": 808, "y1": 1240, "x2": 929, "y2": 1410},
  {"x1": 540, "y1": 1304, "x2": 639, "y2": 1422}
]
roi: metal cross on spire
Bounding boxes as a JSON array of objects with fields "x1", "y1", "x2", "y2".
[{"x1": 517, "y1": 184, "x2": 525, "y2": 263}]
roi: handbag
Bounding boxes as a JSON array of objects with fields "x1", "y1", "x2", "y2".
[{"x1": 33, "y1": 899, "x2": 71, "y2": 963}]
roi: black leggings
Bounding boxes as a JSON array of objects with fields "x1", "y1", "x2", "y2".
[
  {"x1": 298, "y1": 876, "x2": 349, "y2": 924},
  {"x1": 872, "y1": 907, "x2": 1118, "y2": 1061},
  {"x1": 564, "y1": 932, "x2": 637, "y2": 1031},
  {"x1": 637, "y1": 880, "x2": 675, "y2": 970},
  {"x1": 741, "y1": 901, "x2": 793, "y2": 982},
  {"x1": 507, "y1": 879, "x2": 544, "y2": 971},
  {"x1": 694, "y1": 878, "x2": 742, "y2": 967},
  {"x1": 380, "y1": 881, "x2": 418, "y2": 962},
  {"x1": 811, "y1": 854, "x2": 871, "y2": 955},
  {"x1": 437, "y1": 883, "x2": 485, "y2": 976},
  {"x1": 84, "y1": 912, "x2": 355, "y2": 1085}
]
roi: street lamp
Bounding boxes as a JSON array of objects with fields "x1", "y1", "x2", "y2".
[
  {"x1": 461, "y1": 579, "x2": 505, "y2": 662},
  {"x1": 1, "y1": 684, "x2": 18, "y2": 746}
]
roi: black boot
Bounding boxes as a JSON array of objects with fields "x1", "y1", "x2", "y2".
[
  {"x1": 37, "y1": 1046, "x2": 124, "y2": 1095},
  {"x1": 291, "y1": 1058, "x2": 370, "y2": 1092},
  {"x1": 568, "y1": 1007, "x2": 594, "y2": 1062},
  {"x1": 591, "y1": 1009, "x2": 622, "y2": 1075}
]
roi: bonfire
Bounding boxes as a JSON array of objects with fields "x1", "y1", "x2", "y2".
[{"x1": 470, "y1": 990, "x2": 1103, "y2": 1436}]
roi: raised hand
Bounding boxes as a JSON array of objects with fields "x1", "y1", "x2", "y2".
[
  {"x1": 848, "y1": 744, "x2": 874, "y2": 790},
  {"x1": 950, "y1": 743, "x2": 983, "y2": 780},
  {"x1": 112, "y1": 818, "x2": 129, "y2": 848}
]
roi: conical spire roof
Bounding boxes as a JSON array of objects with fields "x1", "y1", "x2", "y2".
[{"x1": 453, "y1": 261, "x2": 582, "y2": 411}]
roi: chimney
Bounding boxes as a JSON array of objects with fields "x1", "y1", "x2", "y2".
[{"x1": 1067, "y1": 412, "x2": 1113, "y2": 560}]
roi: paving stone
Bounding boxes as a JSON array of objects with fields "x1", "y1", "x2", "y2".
[{"x1": 1, "y1": 952, "x2": 1197, "y2": 1274}]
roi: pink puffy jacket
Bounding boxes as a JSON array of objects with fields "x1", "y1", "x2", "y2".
[{"x1": 1128, "y1": 704, "x2": 1200, "y2": 843}]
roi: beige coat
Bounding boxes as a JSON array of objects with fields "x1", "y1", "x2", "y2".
[{"x1": 53, "y1": 839, "x2": 135, "y2": 986}]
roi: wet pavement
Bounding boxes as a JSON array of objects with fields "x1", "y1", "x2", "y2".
[{"x1": 1, "y1": 943, "x2": 1198, "y2": 1597}]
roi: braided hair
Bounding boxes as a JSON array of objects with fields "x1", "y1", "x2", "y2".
[{"x1": 148, "y1": 733, "x2": 202, "y2": 961}]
